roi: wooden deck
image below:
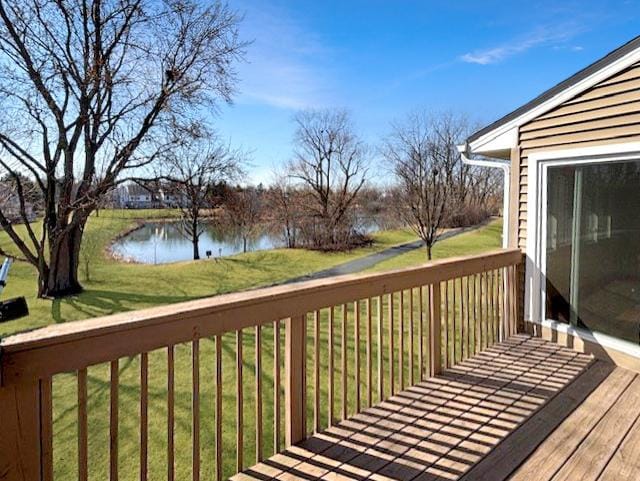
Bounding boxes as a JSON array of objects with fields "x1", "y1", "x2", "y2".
[{"x1": 233, "y1": 335, "x2": 640, "y2": 481}]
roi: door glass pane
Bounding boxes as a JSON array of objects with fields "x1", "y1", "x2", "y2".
[{"x1": 545, "y1": 159, "x2": 640, "y2": 344}]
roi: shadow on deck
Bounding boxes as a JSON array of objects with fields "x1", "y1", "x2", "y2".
[{"x1": 233, "y1": 335, "x2": 640, "y2": 481}]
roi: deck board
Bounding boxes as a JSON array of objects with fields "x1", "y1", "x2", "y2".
[
  {"x1": 232, "y1": 336, "x2": 592, "y2": 481},
  {"x1": 233, "y1": 335, "x2": 640, "y2": 481}
]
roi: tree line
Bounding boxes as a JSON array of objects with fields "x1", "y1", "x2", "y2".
[{"x1": 0, "y1": 0, "x2": 500, "y2": 299}]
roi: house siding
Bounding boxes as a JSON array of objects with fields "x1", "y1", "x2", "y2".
[{"x1": 515, "y1": 62, "x2": 640, "y2": 249}]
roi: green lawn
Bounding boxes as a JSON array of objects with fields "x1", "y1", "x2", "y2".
[
  {"x1": 367, "y1": 219, "x2": 504, "y2": 272},
  {"x1": 1, "y1": 214, "x2": 503, "y2": 481}
]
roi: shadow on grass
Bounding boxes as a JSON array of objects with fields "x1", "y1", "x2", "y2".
[{"x1": 51, "y1": 289, "x2": 196, "y2": 324}]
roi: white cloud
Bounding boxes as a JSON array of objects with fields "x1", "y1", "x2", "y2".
[
  {"x1": 234, "y1": 2, "x2": 335, "y2": 110},
  {"x1": 460, "y1": 24, "x2": 583, "y2": 65}
]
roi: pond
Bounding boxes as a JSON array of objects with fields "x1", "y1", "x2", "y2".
[
  {"x1": 111, "y1": 219, "x2": 382, "y2": 264},
  {"x1": 111, "y1": 222, "x2": 282, "y2": 264}
]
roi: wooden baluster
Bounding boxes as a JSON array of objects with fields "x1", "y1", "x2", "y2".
[
  {"x1": 355, "y1": 300, "x2": 361, "y2": 413},
  {"x1": 366, "y1": 298, "x2": 373, "y2": 407},
  {"x1": 41, "y1": 378, "x2": 54, "y2": 481},
  {"x1": 78, "y1": 368, "x2": 88, "y2": 481},
  {"x1": 467, "y1": 276, "x2": 472, "y2": 357},
  {"x1": 498, "y1": 268, "x2": 504, "y2": 341},
  {"x1": 285, "y1": 315, "x2": 306, "y2": 446},
  {"x1": 484, "y1": 271, "x2": 490, "y2": 349},
  {"x1": 328, "y1": 307, "x2": 334, "y2": 426},
  {"x1": 418, "y1": 287, "x2": 424, "y2": 379},
  {"x1": 215, "y1": 335, "x2": 223, "y2": 481},
  {"x1": 341, "y1": 304, "x2": 348, "y2": 420},
  {"x1": 110, "y1": 361, "x2": 119, "y2": 481},
  {"x1": 236, "y1": 331, "x2": 243, "y2": 472},
  {"x1": 314, "y1": 311, "x2": 321, "y2": 433},
  {"x1": 399, "y1": 290, "x2": 404, "y2": 390},
  {"x1": 140, "y1": 353, "x2": 149, "y2": 481},
  {"x1": 471, "y1": 275, "x2": 477, "y2": 356},
  {"x1": 377, "y1": 296, "x2": 383, "y2": 402},
  {"x1": 429, "y1": 284, "x2": 442, "y2": 377},
  {"x1": 388, "y1": 292, "x2": 395, "y2": 396},
  {"x1": 487, "y1": 270, "x2": 496, "y2": 345},
  {"x1": 459, "y1": 277, "x2": 465, "y2": 360},
  {"x1": 452, "y1": 279, "x2": 457, "y2": 364},
  {"x1": 479, "y1": 274, "x2": 484, "y2": 352},
  {"x1": 511, "y1": 265, "x2": 516, "y2": 336},
  {"x1": 255, "y1": 325, "x2": 263, "y2": 462},
  {"x1": 193, "y1": 340, "x2": 200, "y2": 481},
  {"x1": 409, "y1": 289, "x2": 414, "y2": 386},
  {"x1": 493, "y1": 269, "x2": 500, "y2": 342},
  {"x1": 168, "y1": 346, "x2": 175, "y2": 481},
  {"x1": 273, "y1": 321, "x2": 281, "y2": 453},
  {"x1": 443, "y1": 281, "x2": 449, "y2": 369}
]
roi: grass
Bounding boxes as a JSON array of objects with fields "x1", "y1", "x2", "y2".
[
  {"x1": 367, "y1": 219, "x2": 504, "y2": 272},
  {"x1": 1, "y1": 213, "x2": 502, "y2": 480}
]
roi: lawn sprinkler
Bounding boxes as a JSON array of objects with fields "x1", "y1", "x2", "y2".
[{"x1": 0, "y1": 258, "x2": 29, "y2": 323}]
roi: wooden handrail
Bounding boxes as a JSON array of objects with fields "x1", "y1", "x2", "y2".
[
  {"x1": 0, "y1": 248, "x2": 521, "y2": 385},
  {"x1": 0, "y1": 248, "x2": 522, "y2": 481}
]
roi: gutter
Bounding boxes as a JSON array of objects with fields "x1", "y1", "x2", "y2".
[{"x1": 457, "y1": 144, "x2": 510, "y2": 248}]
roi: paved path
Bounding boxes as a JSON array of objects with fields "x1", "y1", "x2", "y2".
[{"x1": 282, "y1": 223, "x2": 484, "y2": 285}]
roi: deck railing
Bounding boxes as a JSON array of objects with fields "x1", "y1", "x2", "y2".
[{"x1": 0, "y1": 248, "x2": 522, "y2": 481}]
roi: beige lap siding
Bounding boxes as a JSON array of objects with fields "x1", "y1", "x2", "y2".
[{"x1": 515, "y1": 62, "x2": 640, "y2": 249}]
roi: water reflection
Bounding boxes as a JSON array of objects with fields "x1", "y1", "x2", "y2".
[{"x1": 111, "y1": 222, "x2": 281, "y2": 264}]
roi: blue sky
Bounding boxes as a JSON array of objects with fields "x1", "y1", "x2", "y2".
[{"x1": 216, "y1": 0, "x2": 640, "y2": 183}]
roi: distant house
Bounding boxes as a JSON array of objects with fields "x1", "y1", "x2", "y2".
[
  {"x1": 461, "y1": 35, "x2": 640, "y2": 363},
  {"x1": 118, "y1": 184, "x2": 158, "y2": 209},
  {"x1": 114, "y1": 183, "x2": 189, "y2": 209}
]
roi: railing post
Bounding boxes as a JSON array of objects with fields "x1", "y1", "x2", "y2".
[
  {"x1": 0, "y1": 379, "x2": 46, "y2": 481},
  {"x1": 429, "y1": 283, "x2": 442, "y2": 377},
  {"x1": 285, "y1": 315, "x2": 306, "y2": 447}
]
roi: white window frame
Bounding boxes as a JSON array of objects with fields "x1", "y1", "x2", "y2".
[{"x1": 526, "y1": 141, "x2": 640, "y2": 357}]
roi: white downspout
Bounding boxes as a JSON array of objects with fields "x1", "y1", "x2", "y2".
[{"x1": 456, "y1": 144, "x2": 510, "y2": 248}]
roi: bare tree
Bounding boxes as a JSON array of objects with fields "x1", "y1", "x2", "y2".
[
  {"x1": 0, "y1": 0, "x2": 246, "y2": 297},
  {"x1": 221, "y1": 187, "x2": 263, "y2": 253},
  {"x1": 267, "y1": 168, "x2": 302, "y2": 248},
  {"x1": 383, "y1": 111, "x2": 456, "y2": 260},
  {"x1": 289, "y1": 109, "x2": 368, "y2": 249},
  {"x1": 158, "y1": 138, "x2": 242, "y2": 260}
]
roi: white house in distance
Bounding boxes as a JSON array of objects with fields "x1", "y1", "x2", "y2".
[{"x1": 461, "y1": 35, "x2": 640, "y2": 367}]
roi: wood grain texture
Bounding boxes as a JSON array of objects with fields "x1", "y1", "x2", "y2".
[{"x1": 0, "y1": 379, "x2": 41, "y2": 481}]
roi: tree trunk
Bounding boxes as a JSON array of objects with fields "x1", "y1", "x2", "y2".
[
  {"x1": 192, "y1": 216, "x2": 200, "y2": 260},
  {"x1": 243, "y1": 237, "x2": 247, "y2": 253},
  {"x1": 193, "y1": 238, "x2": 200, "y2": 260},
  {"x1": 426, "y1": 244, "x2": 433, "y2": 260},
  {"x1": 40, "y1": 223, "x2": 85, "y2": 298}
]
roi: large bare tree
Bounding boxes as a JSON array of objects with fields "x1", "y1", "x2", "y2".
[
  {"x1": 383, "y1": 111, "x2": 456, "y2": 260},
  {"x1": 159, "y1": 137, "x2": 242, "y2": 260},
  {"x1": 0, "y1": 0, "x2": 246, "y2": 297},
  {"x1": 289, "y1": 109, "x2": 368, "y2": 249}
]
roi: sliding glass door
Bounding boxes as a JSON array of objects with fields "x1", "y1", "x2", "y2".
[{"x1": 545, "y1": 159, "x2": 640, "y2": 344}]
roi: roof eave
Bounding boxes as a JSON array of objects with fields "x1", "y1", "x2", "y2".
[{"x1": 466, "y1": 35, "x2": 640, "y2": 155}]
